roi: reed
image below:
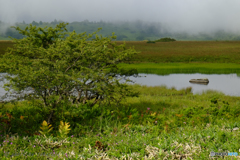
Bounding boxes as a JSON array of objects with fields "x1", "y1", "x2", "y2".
[
  {"x1": 117, "y1": 41, "x2": 240, "y2": 63},
  {"x1": 118, "y1": 62, "x2": 240, "y2": 75}
]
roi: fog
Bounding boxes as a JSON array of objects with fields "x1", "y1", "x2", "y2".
[{"x1": 1, "y1": 0, "x2": 240, "y2": 34}]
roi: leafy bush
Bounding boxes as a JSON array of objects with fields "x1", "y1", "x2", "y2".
[
  {"x1": 155, "y1": 37, "x2": 176, "y2": 42},
  {"x1": 0, "y1": 22, "x2": 138, "y2": 124}
]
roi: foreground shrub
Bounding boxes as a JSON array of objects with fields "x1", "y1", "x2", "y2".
[{"x1": 0, "y1": 22, "x2": 138, "y2": 125}]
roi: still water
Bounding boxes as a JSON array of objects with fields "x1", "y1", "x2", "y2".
[
  {"x1": 128, "y1": 73, "x2": 240, "y2": 97},
  {"x1": 1, "y1": 73, "x2": 240, "y2": 98}
]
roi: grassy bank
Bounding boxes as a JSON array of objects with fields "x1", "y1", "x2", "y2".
[
  {"x1": 118, "y1": 62, "x2": 240, "y2": 75},
  {"x1": 0, "y1": 84, "x2": 240, "y2": 159}
]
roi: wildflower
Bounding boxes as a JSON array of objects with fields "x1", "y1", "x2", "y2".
[
  {"x1": 116, "y1": 143, "x2": 118, "y2": 145},
  {"x1": 207, "y1": 136, "x2": 210, "y2": 139},
  {"x1": 10, "y1": 142, "x2": 12, "y2": 145},
  {"x1": 183, "y1": 122, "x2": 186, "y2": 124},
  {"x1": 73, "y1": 142, "x2": 75, "y2": 144},
  {"x1": 121, "y1": 140, "x2": 123, "y2": 142},
  {"x1": 71, "y1": 135, "x2": 74, "y2": 138},
  {"x1": 142, "y1": 134, "x2": 144, "y2": 136},
  {"x1": 147, "y1": 108, "x2": 150, "y2": 110},
  {"x1": 155, "y1": 121, "x2": 157, "y2": 124},
  {"x1": 65, "y1": 153, "x2": 68, "y2": 158},
  {"x1": 33, "y1": 145, "x2": 35, "y2": 147}
]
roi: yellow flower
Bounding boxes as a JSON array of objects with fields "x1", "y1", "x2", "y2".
[{"x1": 151, "y1": 112, "x2": 156, "y2": 117}]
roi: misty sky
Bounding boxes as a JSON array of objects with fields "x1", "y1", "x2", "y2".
[{"x1": 1, "y1": 0, "x2": 240, "y2": 34}]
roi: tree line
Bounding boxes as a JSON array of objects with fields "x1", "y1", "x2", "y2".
[{"x1": 1, "y1": 20, "x2": 240, "y2": 41}]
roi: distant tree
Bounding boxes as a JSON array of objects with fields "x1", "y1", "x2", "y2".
[
  {"x1": 136, "y1": 35, "x2": 145, "y2": 41},
  {"x1": 116, "y1": 35, "x2": 128, "y2": 40},
  {"x1": 4, "y1": 27, "x2": 24, "y2": 39},
  {"x1": 155, "y1": 37, "x2": 176, "y2": 42},
  {"x1": 51, "y1": 19, "x2": 58, "y2": 25},
  {"x1": 0, "y1": 23, "x2": 138, "y2": 124},
  {"x1": 32, "y1": 21, "x2": 38, "y2": 26},
  {"x1": 69, "y1": 26, "x2": 74, "y2": 32},
  {"x1": 39, "y1": 21, "x2": 43, "y2": 25},
  {"x1": 22, "y1": 21, "x2": 26, "y2": 24},
  {"x1": 146, "y1": 25, "x2": 159, "y2": 35}
]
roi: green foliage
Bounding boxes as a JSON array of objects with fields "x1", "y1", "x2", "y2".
[
  {"x1": 58, "y1": 121, "x2": 71, "y2": 138},
  {"x1": 155, "y1": 37, "x2": 176, "y2": 42},
  {"x1": 0, "y1": 85, "x2": 240, "y2": 159},
  {"x1": 39, "y1": 120, "x2": 53, "y2": 137},
  {"x1": 0, "y1": 22, "x2": 138, "y2": 124}
]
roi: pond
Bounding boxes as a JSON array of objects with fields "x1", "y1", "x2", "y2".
[
  {"x1": 1, "y1": 73, "x2": 240, "y2": 99},
  {"x1": 128, "y1": 73, "x2": 240, "y2": 97}
]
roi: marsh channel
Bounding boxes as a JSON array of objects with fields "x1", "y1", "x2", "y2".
[{"x1": 1, "y1": 73, "x2": 240, "y2": 99}]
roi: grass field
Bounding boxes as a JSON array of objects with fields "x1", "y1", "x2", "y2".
[
  {"x1": 2, "y1": 41, "x2": 240, "y2": 74},
  {"x1": 117, "y1": 41, "x2": 240, "y2": 63},
  {"x1": 2, "y1": 41, "x2": 240, "y2": 63}
]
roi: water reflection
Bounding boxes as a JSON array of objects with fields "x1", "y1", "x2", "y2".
[{"x1": 128, "y1": 73, "x2": 240, "y2": 96}]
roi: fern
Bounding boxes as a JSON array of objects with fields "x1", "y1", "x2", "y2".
[
  {"x1": 39, "y1": 120, "x2": 53, "y2": 137},
  {"x1": 58, "y1": 121, "x2": 71, "y2": 138}
]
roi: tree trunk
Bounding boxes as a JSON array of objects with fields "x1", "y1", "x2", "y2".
[{"x1": 47, "y1": 109, "x2": 55, "y2": 124}]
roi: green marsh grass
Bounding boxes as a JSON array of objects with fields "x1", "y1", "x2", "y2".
[
  {"x1": 2, "y1": 40, "x2": 240, "y2": 74},
  {"x1": 118, "y1": 62, "x2": 240, "y2": 75},
  {"x1": 0, "y1": 84, "x2": 240, "y2": 159},
  {"x1": 2, "y1": 40, "x2": 240, "y2": 63},
  {"x1": 119, "y1": 41, "x2": 240, "y2": 63}
]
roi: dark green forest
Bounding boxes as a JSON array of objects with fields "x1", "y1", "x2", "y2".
[{"x1": 1, "y1": 19, "x2": 240, "y2": 41}]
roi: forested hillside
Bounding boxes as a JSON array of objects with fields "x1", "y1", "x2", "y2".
[{"x1": 1, "y1": 20, "x2": 240, "y2": 41}]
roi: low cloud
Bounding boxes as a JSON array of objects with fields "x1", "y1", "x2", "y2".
[{"x1": 1, "y1": 0, "x2": 240, "y2": 34}]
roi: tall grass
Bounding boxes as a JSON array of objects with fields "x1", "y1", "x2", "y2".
[
  {"x1": 2, "y1": 41, "x2": 240, "y2": 63},
  {"x1": 118, "y1": 41, "x2": 240, "y2": 63},
  {"x1": 0, "y1": 84, "x2": 240, "y2": 159},
  {"x1": 118, "y1": 62, "x2": 240, "y2": 75}
]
